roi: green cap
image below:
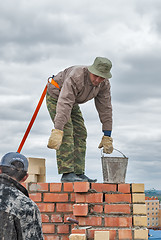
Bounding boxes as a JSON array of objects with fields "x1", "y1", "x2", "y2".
[{"x1": 88, "y1": 57, "x2": 112, "y2": 79}]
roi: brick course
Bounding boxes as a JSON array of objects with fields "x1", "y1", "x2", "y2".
[{"x1": 25, "y1": 182, "x2": 148, "y2": 240}]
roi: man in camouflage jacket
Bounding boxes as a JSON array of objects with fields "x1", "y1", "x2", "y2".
[
  {"x1": 0, "y1": 152, "x2": 44, "y2": 240},
  {"x1": 46, "y1": 57, "x2": 114, "y2": 183}
]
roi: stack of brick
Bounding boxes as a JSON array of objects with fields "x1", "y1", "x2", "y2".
[{"x1": 22, "y1": 182, "x2": 148, "y2": 240}]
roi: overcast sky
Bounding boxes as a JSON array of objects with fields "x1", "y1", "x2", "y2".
[{"x1": 1, "y1": 0, "x2": 161, "y2": 190}]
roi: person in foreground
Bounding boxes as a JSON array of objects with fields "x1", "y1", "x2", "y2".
[
  {"x1": 0, "y1": 152, "x2": 44, "y2": 240},
  {"x1": 46, "y1": 57, "x2": 113, "y2": 183}
]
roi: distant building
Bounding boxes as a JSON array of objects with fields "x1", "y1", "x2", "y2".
[
  {"x1": 159, "y1": 204, "x2": 161, "y2": 227},
  {"x1": 145, "y1": 197, "x2": 160, "y2": 228}
]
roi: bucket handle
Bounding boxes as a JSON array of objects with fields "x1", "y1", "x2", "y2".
[{"x1": 101, "y1": 148, "x2": 127, "y2": 158}]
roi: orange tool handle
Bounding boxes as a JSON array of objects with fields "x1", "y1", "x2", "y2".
[
  {"x1": 17, "y1": 77, "x2": 60, "y2": 153},
  {"x1": 17, "y1": 84, "x2": 48, "y2": 153}
]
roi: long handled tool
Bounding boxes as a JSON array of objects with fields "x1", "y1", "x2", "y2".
[{"x1": 17, "y1": 76, "x2": 60, "y2": 153}]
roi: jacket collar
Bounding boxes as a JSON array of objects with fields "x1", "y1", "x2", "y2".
[{"x1": 0, "y1": 173, "x2": 29, "y2": 197}]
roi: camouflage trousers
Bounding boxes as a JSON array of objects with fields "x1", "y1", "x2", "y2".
[{"x1": 46, "y1": 92, "x2": 87, "y2": 174}]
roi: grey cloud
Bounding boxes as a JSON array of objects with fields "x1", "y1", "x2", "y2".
[
  {"x1": 0, "y1": 0, "x2": 82, "y2": 45},
  {"x1": 112, "y1": 51, "x2": 161, "y2": 103},
  {"x1": 135, "y1": 0, "x2": 161, "y2": 15},
  {"x1": 0, "y1": 1, "x2": 83, "y2": 63},
  {"x1": 0, "y1": 18, "x2": 82, "y2": 46},
  {"x1": 1, "y1": 0, "x2": 161, "y2": 189},
  {"x1": 0, "y1": 95, "x2": 34, "y2": 120}
]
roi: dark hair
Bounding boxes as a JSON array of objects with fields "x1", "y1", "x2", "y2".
[{"x1": 1, "y1": 161, "x2": 27, "y2": 181}]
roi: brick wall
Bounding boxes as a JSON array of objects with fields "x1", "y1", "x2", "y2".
[{"x1": 22, "y1": 182, "x2": 148, "y2": 240}]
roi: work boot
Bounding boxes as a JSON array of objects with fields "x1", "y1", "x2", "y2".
[
  {"x1": 77, "y1": 174, "x2": 97, "y2": 182},
  {"x1": 61, "y1": 173, "x2": 87, "y2": 182}
]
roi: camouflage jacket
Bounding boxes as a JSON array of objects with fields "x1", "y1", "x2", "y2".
[
  {"x1": 0, "y1": 174, "x2": 44, "y2": 240},
  {"x1": 47, "y1": 66, "x2": 112, "y2": 131}
]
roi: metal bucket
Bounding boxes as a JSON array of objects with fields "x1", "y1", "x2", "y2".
[{"x1": 101, "y1": 149, "x2": 128, "y2": 183}]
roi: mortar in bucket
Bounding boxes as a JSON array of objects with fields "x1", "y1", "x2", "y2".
[{"x1": 101, "y1": 148, "x2": 128, "y2": 183}]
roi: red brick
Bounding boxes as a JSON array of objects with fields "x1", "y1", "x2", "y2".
[
  {"x1": 74, "y1": 182, "x2": 90, "y2": 192},
  {"x1": 118, "y1": 184, "x2": 131, "y2": 193},
  {"x1": 70, "y1": 193, "x2": 76, "y2": 202},
  {"x1": 57, "y1": 224, "x2": 69, "y2": 234},
  {"x1": 43, "y1": 193, "x2": 68, "y2": 202},
  {"x1": 104, "y1": 204, "x2": 131, "y2": 214},
  {"x1": 29, "y1": 193, "x2": 41, "y2": 202},
  {"x1": 51, "y1": 214, "x2": 63, "y2": 222},
  {"x1": 90, "y1": 205, "x2": 103, "y2": 213},
  {"x1": 44, "y1": 235, "x2": 59, "y2": 240},
  {"x1": 29, "y1": 183, "x2": 49, "y2": 192},
  {"x1": 87, "y1": 193, "x2": 103, "y2": 203},
  {"x1": 42, "y1": 224, "x2": 55, "y2": 233},
  {"x1": 108, "y1": 230, "x2": 117, "y2": 240},
  {"x1": 77, "y1": 216, "x2": 102, "y2": 226},
  {"x1": 87, "y1": 229, "x2": 116, "y2": 239},
  {"x1": 105, "y1": 216, "x2": 132, "y2": 227},
  {"x1": 36, "y1": 203, "x2": 55, "y2": 212},
  {"x1": 50, "y1": 183, "x2": 62, "y2": 192},
  {"x1": 118, "y1": 229, "x2": 132, "y2": 239},
  {"x1": 63, "y1": 182, "x2": 74, "y2": 192},
  {"x1": 105, "y1": 194, "x2": 131, "y2": 203},
  {"x1": 56, "y1": 203, "x2": 73, "y2": 212},
  {"x1": 73, "y1": 204, "x2": 88, "y2": 216},
  {"x1": 41, "y1": 214, "x2": 50, "y2": 222},
  {"x1": 72, "y1": 228, "x2": 87, "y2": 234},
  {"x1": 61, "y1": 236, "x2": 70, "y2": 240},
  {"x1": 76, "y1": 193, "x2": 103, "y2": 203},
  {"x1": 75, "y1": 193, "x2": 86, "y2": 203},
  {"x1": 91, "y1": 183, "x2": 117, "y2": 192}
]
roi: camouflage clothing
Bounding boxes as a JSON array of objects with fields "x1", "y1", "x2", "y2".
[
  {"x1": 46, "y1": 92, "x2": 87, "y2": 174},
  {"x1": 0, "y1": 174, "x2": 44, "y2": 240}
]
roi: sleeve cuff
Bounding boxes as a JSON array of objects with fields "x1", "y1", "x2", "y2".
[{"x1": 103, "y1": 130, "x2": 112, "y2": 137}]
